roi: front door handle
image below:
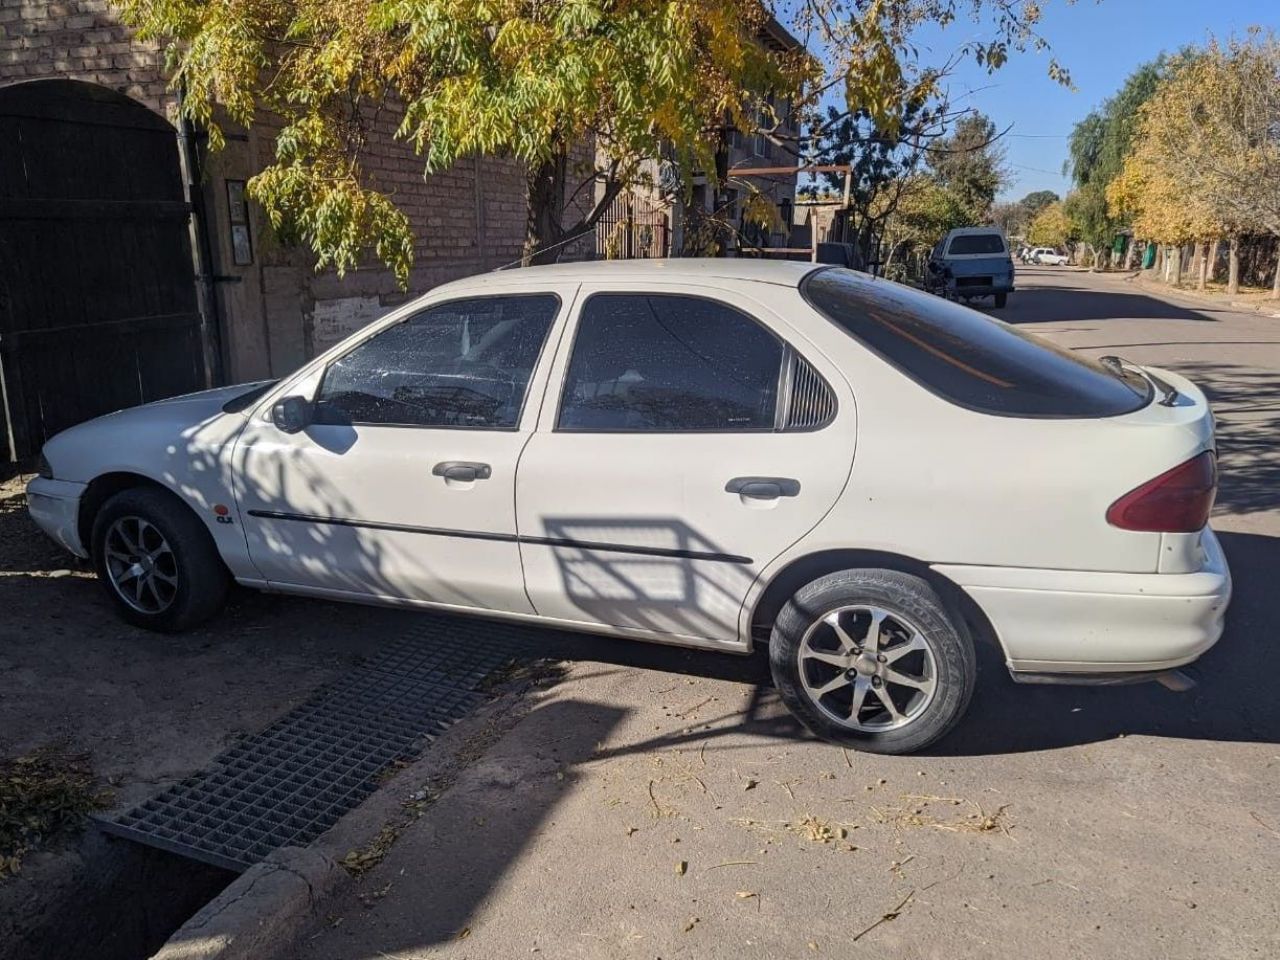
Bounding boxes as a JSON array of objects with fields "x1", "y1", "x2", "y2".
[
  {"x1": 433, "y1": 461, "x2": 492, "y2": 482},
  {"x1": 725, "y1": 476, "x2": 801, "y2": 499}
]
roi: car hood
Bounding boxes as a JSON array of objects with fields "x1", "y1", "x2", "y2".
[
  {"x1": 144, "y1": 382, "x2": 272, "y2": 412},
  {"x1": 42, "y1": 382, "x2": 271, "y2": 484}
]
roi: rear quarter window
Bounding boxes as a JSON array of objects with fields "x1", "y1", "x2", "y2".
[
  {"x1": 801, "y1": 268, "x2": 1151, "y2": 418},
  {"x1": 946, "y1": 233, "x2": 1006, "y2": 255}
]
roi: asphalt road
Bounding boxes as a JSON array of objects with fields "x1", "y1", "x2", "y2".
[{"x1": 288, "y1": 265, "x2": 1279, "y2": 960}]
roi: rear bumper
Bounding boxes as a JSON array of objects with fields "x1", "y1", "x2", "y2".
[
  {"x1": 950, "y1": 279, "x2": 1013, "y2": 296},
  {"x1": 933, "y1": 527, "x2": 1231, "y2": 675},
  {"x1": 26, "y1": 477, "x2": 88, "y2": 558}
]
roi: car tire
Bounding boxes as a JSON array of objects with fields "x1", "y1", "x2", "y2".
[
  {"x1": 91, "y1": 486, "x2": 231, "y2": 633},
  {"x1": 994, "y1": 293, "x2": 1008, "y2": 308},
  {"x1": 769, "y1": 569, "x2": 975, "y2": 755}
]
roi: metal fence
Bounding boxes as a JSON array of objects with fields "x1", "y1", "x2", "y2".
[{"x1": 596, "y1": 194, "x2": 670, "y2": 259}]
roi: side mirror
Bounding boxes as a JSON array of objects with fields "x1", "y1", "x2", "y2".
[{"x1": 271, "y1": 396, "x2": 313, "y2": 434}]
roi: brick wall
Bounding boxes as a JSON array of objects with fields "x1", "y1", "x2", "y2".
[{"x1": 0, "y1": 0, "x2": 172, "y2": 115}]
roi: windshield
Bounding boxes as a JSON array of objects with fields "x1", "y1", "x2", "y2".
[
  {"x1": 801, "y1": 268, "x2": 1151, "y2": 418},
  {"x1": 947, "y1": 233, "x2": 1006, "y2": 255}
]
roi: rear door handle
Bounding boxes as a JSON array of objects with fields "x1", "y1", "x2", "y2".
[
  {"x1": 725, "y1": 476, "x2": 801, "y2": 499},
  {"x1": 433, "y1": 461, "x2": 492, "y2": 482}
]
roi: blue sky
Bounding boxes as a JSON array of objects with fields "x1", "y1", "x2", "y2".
[{"x1": 905, "y1": 0, "x2": 1273, "y2": 201}]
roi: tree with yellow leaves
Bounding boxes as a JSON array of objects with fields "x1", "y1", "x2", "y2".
[
  {"x1": 1026, "y1": 200, "x2": 1073, "y2": 250},
  {"x1": 1118, "y1": 31, "x2": 1280, "y2": 296},
  {"x1": 115, "y1": 0, "x2": 1074, "y2": 277},
  {"x1": 1106, "y1": 143, "x2": 1220, "y2": 288}
]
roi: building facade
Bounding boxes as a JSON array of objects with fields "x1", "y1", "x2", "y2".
[
  {"x1": 594, "y1": 18, "x2": 803, "y2": 260},
  {"x1": 0, "y1": 0, "x2": 587, "y2": 461}
]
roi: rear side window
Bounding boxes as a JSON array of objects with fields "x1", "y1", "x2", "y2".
[
  {"x1": 802, "y1": 268, "x2": 1151, "y2": 418},
  {"x1": 558, "y1": 294, "x2": 782, "y2": 431},
  {"x1": 946, "y1": 233, "x2": 1006, "y2": 255}
]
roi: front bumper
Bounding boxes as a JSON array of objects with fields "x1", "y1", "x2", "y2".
[
  {"x1": 26, "y1": 477, "x2": 89, "y2": 558},
  {"x1": 933, "y1": 527, "x2": 1231, "y2": 676}
]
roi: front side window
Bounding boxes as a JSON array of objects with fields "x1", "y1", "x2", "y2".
[
  {"x1": 558, "y1": 294, "x2": 783, "y2": 432},
  {"x1": 314, "y1": 295, "x2": 559, "y2": 429}
]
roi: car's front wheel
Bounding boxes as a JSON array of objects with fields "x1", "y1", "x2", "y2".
[
  {"x1": 770, "y1": 569, "x2": 976, "y2": 754},
  {"x1": 91, "y1": 487, "x2": 231, "y2": 632}
]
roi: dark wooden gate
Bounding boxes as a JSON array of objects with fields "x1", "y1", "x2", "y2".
[{"x1": 0, "y1": 79, "x2": 207, "y2": 462}]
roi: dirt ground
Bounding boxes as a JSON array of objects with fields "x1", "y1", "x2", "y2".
[{"x1": 0, "y1": 468, "x2": 431, "y2": 906}]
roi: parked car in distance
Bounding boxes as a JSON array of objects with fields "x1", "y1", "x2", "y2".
[
  {"x1": 1030, "y1": 247, "x2": 1070, "y2": 266},
  {"x1": 26, "y1": 260, "x2": 1230, "y2": 754},
  {"x1": 925, "y1": 227, "x2": 1015, "y2": 308}
]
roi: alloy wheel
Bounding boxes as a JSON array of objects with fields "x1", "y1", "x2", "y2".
[
  {"x1": 103, "y1": 516, "x2": 179, "y2": 614},
  {"x1": 796, "y1": 605, "x2": 939, "y2": 732}
]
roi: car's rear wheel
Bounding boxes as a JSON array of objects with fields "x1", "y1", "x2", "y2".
[
  {"x1": 91, "y1": 487, "x2": 230, "y2": 632},
  {"x1": 994, "y1": 292, "x2": 1008, "y2": 308},
  {"x1": 770, "y1": 569, "x2": 975, "y2": 754}
]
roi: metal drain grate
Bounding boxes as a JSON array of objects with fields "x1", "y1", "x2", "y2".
[{"x1": 98, "y1": 615, "x2": 532, "y2": 872}]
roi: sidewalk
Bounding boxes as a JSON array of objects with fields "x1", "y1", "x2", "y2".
[
  {"x1": 281, "y1": 647, "x2": 1279, "y2": 960},
  {"x1": 1126, "y1": 271, "x2": 1280, "y2": 318}
]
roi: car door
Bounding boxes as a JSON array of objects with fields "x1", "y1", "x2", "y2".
[
  {"x1": 233, "y1": 288, "x2": 572, "y2": 613},
  {"x1": 515, "y1": 283, "x2": 857, "y2": 647}
]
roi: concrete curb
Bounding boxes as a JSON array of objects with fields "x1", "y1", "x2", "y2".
[{"x1": 151, "y1": 847, "x2": 340, "y2": 960}]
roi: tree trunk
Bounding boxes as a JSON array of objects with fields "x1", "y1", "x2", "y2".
[
  {"x1": 1190, "y1": 241, "x2": 1203, "y2": 289},
  {"x1": 1272, "y1": 243, "x2": 1280, "y2": 300},
  {"x1": 1227, "y1": 236, "x2": 1240, "y2": 295},
  {"x1": 1206, "y1": 238, "x2": 1219, "y2": 282},
  {"x1": 1197, "y1": 241, "x2": 1209, "y2": 290},
  {"x1": 1169, "y1": 245, "x2": 1183, "y2": 286},
  {"x1": 1123, "y1": 239, "x2": 1137, "y2": 271},
  {"x1": 523, "y1": 153, "x2": 568, "y2": 266}
]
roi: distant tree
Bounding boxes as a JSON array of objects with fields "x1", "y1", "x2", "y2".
[
  {"x1": 879, "y1": 174, "x2": 972, "y2": 277},
  {"x1": 806, "y1": 94, "x2": 964, "y2": 266},
  {"x1": 1130, "y1": 31, "x2": 1280, "y2": 295},
  {"x1": 1066, "y1": 59, "x2": 1166, "y2": 267},
  {"x1": 1106, "y1": 140, "x2": 1219, "y2": 287},
  {"x1": 1027, "y1": 200, "x2": 1073, "y2": 248},
  {"x1": 926, "y1": 112, "x2": 1009, "y2": 220},
  {"x1": 989, "y1": 200, "x2": 1029, "y2": 236},
  {"x1": 990, "y1": 189, "x2": 1058, "y2": 237},
  {"x1": 1020, "y1": 190, "x2": 1059, "y2": 215}
]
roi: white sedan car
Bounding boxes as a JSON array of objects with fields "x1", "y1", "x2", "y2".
[
  {"x1": 27, "y1": 260, "x2": 1230, "y2": 754},
  {"x1": 1031, "y1": 247, "x2": 1070, "y2": 266}
]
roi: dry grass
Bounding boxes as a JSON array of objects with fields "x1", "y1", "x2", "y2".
[{"x1": 872, "y1": 795, "x2": 1012, "y2": 835}]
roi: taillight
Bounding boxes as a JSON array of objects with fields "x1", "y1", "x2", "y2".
[{"x1": 1106, "y1": 452, "x2": 1217, "y2": 533}]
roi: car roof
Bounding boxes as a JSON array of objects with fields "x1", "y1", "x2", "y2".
[
  {"x1": 434, "y1": 258, "x2": 822, "y2": 292},
  {"x1": 945, "y1": 227, "x2": 1007, "y2": 236}
]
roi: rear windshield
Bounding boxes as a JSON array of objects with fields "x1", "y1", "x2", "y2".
[
  {"x1": 802, "y1": 268, "x2": 1151, "y2": 418},
  {"x1": 947, "y1": 233, "x2": 1006, "y2": 255}
]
